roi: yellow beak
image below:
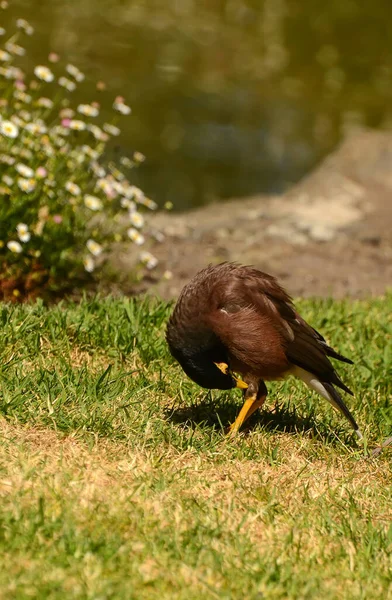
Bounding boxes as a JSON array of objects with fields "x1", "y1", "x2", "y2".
[
  {"x1": 214, "y1": 362, "x2": 248, "y2": 389},
  {"x1": 234, "y1": 377, "x2": 248, "y2": 389}
]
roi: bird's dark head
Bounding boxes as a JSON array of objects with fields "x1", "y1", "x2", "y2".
[
  {"x1": 166, "y1": 287, "x2": 247, "y2": 391},
  {"x1": 167, "y1": 342, "x2": 247, "y2": 391}
]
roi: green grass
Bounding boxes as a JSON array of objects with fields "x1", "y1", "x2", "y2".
[{"x1": 0, "y1": 294, "x2": 391, "y2": 599}]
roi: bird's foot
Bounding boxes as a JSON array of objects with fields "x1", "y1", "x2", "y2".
[{"x1": 226, "y1": 394, "x2": 266, "y2": 437}]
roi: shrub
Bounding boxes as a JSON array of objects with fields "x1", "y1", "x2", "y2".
[{"x1": 0, "y1": 9, "x2": 159, "y2": 302}]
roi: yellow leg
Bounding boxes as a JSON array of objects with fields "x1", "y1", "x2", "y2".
[
  {"x1": 228, "y1": 394, "x2": 266, "y2": 437},
  {"x1": 242, "y1": 395, "x2": 266, "y2": 422}
]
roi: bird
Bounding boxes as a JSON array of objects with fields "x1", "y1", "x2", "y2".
[{"x1": 166, "y1": 262, "x2": 363, "y2": 440}]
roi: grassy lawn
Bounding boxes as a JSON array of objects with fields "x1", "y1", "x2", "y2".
[{"x1": 0, "y1": 294, "x2": 391, "y2": 599}]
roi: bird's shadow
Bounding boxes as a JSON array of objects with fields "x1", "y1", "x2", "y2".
[{"x1": 165, "y1": 395, "x2": 352, "y2": 446}]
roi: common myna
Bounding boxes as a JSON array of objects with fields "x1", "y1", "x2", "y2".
[{"x1": 166, "y1": 263, "x2": 363, "y2": 439}]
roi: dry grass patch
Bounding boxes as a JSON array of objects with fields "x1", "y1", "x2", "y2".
[{"x1": 1, "y1": 419, "x2": 391, "y2": 599}]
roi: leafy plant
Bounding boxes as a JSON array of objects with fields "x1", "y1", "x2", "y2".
[{"x1": 0, "y1": 7, "x2": 159, "y2": 301}]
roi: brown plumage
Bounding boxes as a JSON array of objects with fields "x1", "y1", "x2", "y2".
[{"x1": 166, "y1": 262, "x2": 362, "y2": 438}]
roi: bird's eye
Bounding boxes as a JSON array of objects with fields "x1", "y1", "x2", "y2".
[
  {"x1": 214, "y1": 362, "x2": 248, "y2": 389},
  {"x1": 214, "y1": 362, "x2": 229, "y2": 375}
]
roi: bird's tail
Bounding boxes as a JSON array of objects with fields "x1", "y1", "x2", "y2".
[
  {"x1": 323, "y1": 345, "x2": 353, "y2": 365},
  {"x1": 292, "y1": 366, "x2": 363, "y2": 439},
  {"x1": 322, "y1": 381, "x2": 362, "y2": 439}
]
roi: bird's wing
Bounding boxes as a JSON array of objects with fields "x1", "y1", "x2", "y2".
[
  {"x1": 216, "y1": 268, "x2": 352, "y2": 393},
  {"x1": 250, "y1": 271, "x2": 354, "y2": 393}
]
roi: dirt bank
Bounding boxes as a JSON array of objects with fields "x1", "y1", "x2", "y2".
[{"x1": 111, "y1": 129, "x2": 392, "y2": 299}]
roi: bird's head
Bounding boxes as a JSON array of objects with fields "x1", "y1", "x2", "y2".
[
  {"x1": 184, "y1": 357, "x2": 248, "y2": 390},
  {"x1": 166, "y1": 308, "x2": 248, "y2": 391},
  {"x1": 168, "y1": 343, "x2": 248, "y2": 391},
  {"x1": 213, "y1": 362, "x2": 248, "y2": 390}
]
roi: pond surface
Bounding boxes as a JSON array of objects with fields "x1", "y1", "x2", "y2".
[{"x1": 2, "y1": 0, "x2": 392, "y2": 209}]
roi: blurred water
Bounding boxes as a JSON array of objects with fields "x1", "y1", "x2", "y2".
[{"x1": 2, "y1": 0, "x2": 392, "y2": 209}]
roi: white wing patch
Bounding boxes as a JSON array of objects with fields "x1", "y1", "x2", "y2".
[
  {"x1": 291, "y1": 366, "x2": 334, "y2": 403},
  {"x1": 291, "y1": 366, "x2": 363, "y2": 440}
]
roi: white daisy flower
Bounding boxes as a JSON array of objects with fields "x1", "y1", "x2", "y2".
[
  {"x1": 7, "y1": 240, "x2": 23, "y2": 254},
  {"x1": 120, "y1": 198, "x2": 136, "y2": 210},
  {"x1": 77, "y1": 104, "x2": 99, "y2": 117},
  {"x1": 58, "y1": 76, "x2": 76, "y2": 91},
  {"x1": 129, "y1": 211, "x2": 144, "y2": 229},
  {"x1": 0, "y1": 154, "x2": 15, "y2": 165},
  {"x1": 87, "y1": 124, "x2": 108, "y2": 141},
  {"x1": 17, "y1": 177, "x2": 36, "y2": 193},
  {"x1": 18, "y1": 232, "x2": 31, "y2": 242},
  {"x1": 16, "y1": 19, "x2": 34, "y2": 35},
  {"x1": 10, "y1": 115, "x2": 25, "y2": 127},
  {"x1": 133, "y1": 151, "x2": 145, "y2": 163},
  {"x1": 111, "y1": 182, "x2": 125, "y2": 198},
  {"x1": 16, "y1": 223, "x2": 31, "y2": 242},
  {"x1": 86, "y1": 239, "x2": 102, "y2": 256},
  {"x1": 95, "y1": 177, "x2": 114, "y2": 195},
  {"x1": 0, "y1": 66, "x2": 23, "y2": 79},
  {"x1": 2, "y1": 174, "x2": 13, "y2": 185},
  {"x1": 16, "y1": 163, "x2": 34, "y2": 178},
  {"x1": 34, "y1": 65, "x2": 54, "y2": 82},
  {"x1": 127, "y1": 228, "x2": 145, "y2": 245},
  {"x1": 120, "y1": 156, "x2": 132, "y2": 168},
  {"x1": 16, "y1": 223, "x2": 28, "y2": 234},
  {"x1": 110, "y1": 169, "x2": 125, "y2": 184},
  {"x1": 20, "y1": 149, "x2": 33, "y2": 161},
  {"x1": 69, "y1": 119, "x2": 86, "y2": 131},
  {"x1": 90, "y1": 162, "x2": 106, "y2": 178},
  {"x1": 36, "y1": 97, "x2": 54, "y2": 108},
  {"x1": 66, "y1": 64, "x2": 85, "y2": 82},
  {"x1": 43, "y1": 145, "x2": 55, "y2": 157},
  {"x1": 5, "y1": 42, "x2": 25, "y2": 56},
  {"x1": 81, "y1": 145, "x2": 99, "y2": 160},
  {"x1": 152, "y1": 231, "x2": 165, "y2": 242},
  {"x1": 0, "y1": 49, "x2": 11, "y2": 61},
  {"x1": 147, "y1": 257, "x2": 158, "y2": 270},
  {"x1": 72, "y1": 152, "x2": 86, "y2": 165},
  {"x1": 103, "y1": 123, "x2": 120, "y2": 136},
  {"x1": 123, "y1": 185, "x2": 145, "y2": 200},
  {"x1": 65, "y1": 181, "x2": 81, "y2": 196},
  {"x1": 140, "y1": 251, "x2": 158, "y2": 270},
  {"x1": 140, "y1": 197, "x2": 158, "y2": 210},
  {"x1": 83, "y1": 256, "x2": 95, "y2": 272},
  {"x1": 0, "y1": 120, "x2": 19, "y2": 138},
  {"x1": 113, "y1": 101, "x2": 131, "y2": 115},
  {"x1": 25, "y1": 122, "x2": 47, "y2": 135},
  {"x1": 84, "y1": 194, "x2": 103, "y2": 211},
  {"x1": 19, "y1": 110, "x2": 32, "y2": 121}
]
